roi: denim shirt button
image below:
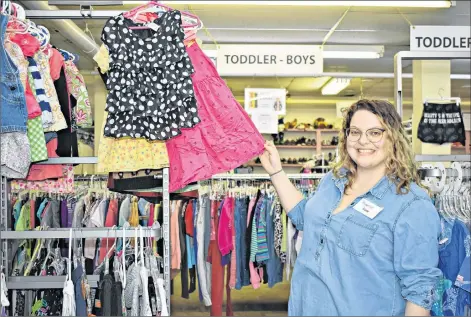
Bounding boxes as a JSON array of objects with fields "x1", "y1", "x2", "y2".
[
  {"x1": 10, "y1": 86, "x2": 16, "y2": 91},
  {"x1": 320, "y1": 238, "x2": 324, "y2": 244}
]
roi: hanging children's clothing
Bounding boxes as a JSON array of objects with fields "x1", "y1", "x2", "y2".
[
  {"x1": 97, "y1": 112, "x2": 170, "y2": 173},
  {"x1": 0, "y1": 14, "x2": 31, "y2": 179},
  {"x1": 95, "y1": 9, "x2": 265, "y2": 192},
  {"x1": 101, "y1": 11, "x2": 201, "y2": 141},
  {"x1": 165, "y1": 42, "x2": 265, "y2": 192},
  {"x1": 432, "y1": 219, "x2": 471, "y2": 316}
]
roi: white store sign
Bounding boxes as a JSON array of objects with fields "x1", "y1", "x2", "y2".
[
  {"x1": 217, "y1": 44, "x2": 323, "y2": 76},
  {"x1": 410, "y1": 26, "x2": 471, "y2": 51},
  {"x1": 244, "y1": 88, "x2": 286, "y2": 115},
  {"x1": 251, "y1": 113, "x2": 279, "y2": 134}
]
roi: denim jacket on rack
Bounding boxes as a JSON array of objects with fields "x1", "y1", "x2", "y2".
[{"x1": 0, "y1": 14, "x2": 28, "y2": 133}]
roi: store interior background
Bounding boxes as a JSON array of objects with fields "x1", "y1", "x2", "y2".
[{"x1": 21, "y1": 0, "x2": 471, "y2": 313}]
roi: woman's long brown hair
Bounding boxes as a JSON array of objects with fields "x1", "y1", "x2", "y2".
[{"x1": 332, "y1": 99, "x2": 422, "y2": 194}]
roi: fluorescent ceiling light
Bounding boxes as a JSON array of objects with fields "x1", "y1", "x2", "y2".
[
  {"x1": 323, "y1": 45, "x2": 384, "y2": 59},
  {"x1": 323, "y1": 51, "x2": 381, "y2": 59},
  {"x1": 312, "y1": 77, "x2": 331, "y2": 89},
  {"x1": 322, "y1": 78, "x2": 351, "y2": 95},
  {"x1": 129, "y1": 1, "x2": 452, "y2": 8}
]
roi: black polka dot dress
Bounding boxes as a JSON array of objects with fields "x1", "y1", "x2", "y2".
[{"x1": 101, "y1": 11, "x2": 200, "y2": 140}]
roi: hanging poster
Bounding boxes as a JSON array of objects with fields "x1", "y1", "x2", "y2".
[
  {"x1": 245, "y1": 88, "x2": 286, "y2": 115},
  {"x1": 251, "y1": 113, "x2": 279, "y2": 134}
]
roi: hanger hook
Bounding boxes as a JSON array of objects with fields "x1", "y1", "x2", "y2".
[{"x1": 438, "y1": 88, "x2": 445, "y2": 99}]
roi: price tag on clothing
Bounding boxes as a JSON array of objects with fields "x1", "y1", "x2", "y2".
[{"x1": 353, "y1": 198, "x2": 383, "y2": 219}]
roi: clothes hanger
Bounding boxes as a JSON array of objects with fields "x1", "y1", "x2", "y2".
[
  {"x1": 1, "y1": 0, "x2": 11, "y2": 15},
  {"x1": 62, "y1": 228, "x2": 76, "y2": 316},
  {"x1": 424, "y1": 88, "x2": 461, "y2": 106},
  {"x1": 0, "y1": 271, "x2": 9, "y2": 308},
  {"x1": 58, "y1": 48, "x2": 75, "y2": 62},
  {"x1": 6, "y1": 16, "x2": 28, "y2": 33},
  {"x1": 122, "y1": 222, "x2": 128, "y2": 288},
  {"x1": 104, "y1": 228, "x2": 111, "y2": 275},
  {"x1": 125, "y1": 1, "x2": 200, "y2": 30},
  {"x1": 24, "y1": 226, "x2": 47, "y2": 276}
]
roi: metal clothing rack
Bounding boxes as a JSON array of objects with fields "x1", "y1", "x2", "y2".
[
  {"x1": 211, "y1": 173, "x2": 326, "y2": 180},
  {"x1": 415, "y1": 154, "x2": 471, "y2": 162},
  {"x1": 394, "y1": 50, "x2": 471, "y2": 118},
  {"x1": 0, "y1": 157, "x2": 171, "y2": 314},
  {"x1": 419, "y1": 167, "x2": 471, "y2": 179}
]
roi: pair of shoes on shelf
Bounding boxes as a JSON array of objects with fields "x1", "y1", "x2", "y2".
[
  {"x1": 313, "y1": 117, "x2": 334, "y2": 129},
  {"x1": 272, "y1": 132, "x2": 285, "y2": 145},
  {"x1": 285, "y1": 119, "x2": 298, "y2": 130},
  {"x1": 331, "y1": 136, "x2": 339, "y2": 145}
]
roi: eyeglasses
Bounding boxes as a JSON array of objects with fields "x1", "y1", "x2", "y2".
[{"x1": 346, "y1": 127, "x2": 385, "y2": 143}]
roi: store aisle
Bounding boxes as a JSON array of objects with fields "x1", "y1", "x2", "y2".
[{"x1": 171, "y1": 272, "x2": 289, "y2": 314}]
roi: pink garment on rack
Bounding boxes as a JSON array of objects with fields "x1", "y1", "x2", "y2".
[
  {"x1": 49, "y1": 48, "x2": 65, "y2": 80},
  {"x1": 9, "y1": 33, "x2": 40, "y2": 57},
  {"x1": 165, "y1": 43, "x2": 265, "y2": 192},
  {"x1": 229, "y1": 199, "x2": 237, "y2": 289},
  {"x1": 246, "y1": 197, "x2": 260, "y2": 289},
  {"x1": 247, "y1": 197, "x2": 256, "y2": 227},
  {"x1": 218, "y1": 197, "x2": 234, "y2": 256},
  {"x1": 11, "y1": 165, "x2": 74, "y2": 193},
  {"x1": 171, "y1": 201, "x2": 181, "y2": 273},
  {"x1": 26, "y1": 137, "x2": 63, "y2": 181}
]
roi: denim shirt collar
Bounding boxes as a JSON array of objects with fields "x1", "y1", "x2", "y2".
[{"x1": 332, "y1": 167, "x2": 394, "y2": 200}]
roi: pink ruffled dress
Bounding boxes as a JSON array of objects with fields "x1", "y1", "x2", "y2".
[{"x1": 166, "y1": 42, "x2": 264, "y2": 191}]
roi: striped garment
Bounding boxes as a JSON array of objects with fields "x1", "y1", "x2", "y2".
[
  {"x1": 249, "y1": 199, "x2": 261, "y2": 262},
  {"x1": 255, "y1": 197, "x2": 269, "y2": 263},
  {"x1": 27, "y1": 57, "x2": 53, "y2": 128}
]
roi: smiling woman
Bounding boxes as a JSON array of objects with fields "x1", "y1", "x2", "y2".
[
  {"x1": 334, "y1": 99, "x2": 421, "y2": 194},
  {"x1": 259, "y1": 99, "x2": 442, "y2": 316}
]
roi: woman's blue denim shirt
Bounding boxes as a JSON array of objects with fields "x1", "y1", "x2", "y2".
[{"x1": 287, "y1": 171, "x2": 442, "y2": 316}]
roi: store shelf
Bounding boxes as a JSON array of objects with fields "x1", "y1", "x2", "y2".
[
  {"x1": 276, "y1": 145, "x2": 316, "y2": 149},
  {"x1": 7, "y1": 275, "x2": 101, "y2": 289},
  {"x1": 284, "y1": 129, "x2": 315, "y2": 132},
  {"x1": 1, "y1": 227, "x2": 161, "y2": 240},
  {"x1": 321, "y1": 145, "x2": 338, "y2": 149},
  {"x1": 284, "y1": 129, "x2": 339, "y2": 133}
]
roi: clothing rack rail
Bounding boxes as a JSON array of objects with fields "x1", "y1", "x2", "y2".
[
  {"x1": 1, "y1": 227, "x2": 162, "y2": 240},
  {"x1": 415, "y1": 154, "x2": 471, "y2": 162},
  {"x1": 7, "y1": 275, "x2": 101, "y2": 290},
  {"x1": 211, "y1": 173, "x2": 325, "y2": 180},
  {"x1": 419, "y1": 167, "x2": 471, "y2": 179},
  {"x1": 0, "y1": 156, "x2": 172, "y2": 314}
]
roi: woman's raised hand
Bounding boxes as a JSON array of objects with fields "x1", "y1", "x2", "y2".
[{"x1": 259, "y1": 141, "x2": 282, "y2": 175}]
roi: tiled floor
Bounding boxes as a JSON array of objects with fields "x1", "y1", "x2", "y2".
[{"x1": 170, "y1": 272, "x2": 290, "y2": 316}]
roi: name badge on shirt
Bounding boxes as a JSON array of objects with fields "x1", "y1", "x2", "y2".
[{"x1": 353, "y1": 198, "x2": 384, "y2": 219}]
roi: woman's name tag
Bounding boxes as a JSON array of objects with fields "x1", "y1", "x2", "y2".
[{"x1": 353, "y1": 198, "x2": 384, "y2": 219}]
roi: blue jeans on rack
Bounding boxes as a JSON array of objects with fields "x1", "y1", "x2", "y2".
[
  {"x1": 235, "y1": 197, "x2": 248, "y2": 290},
  {"x1": 0, "y1": 14, "x2": 27, "y2": 133}
]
